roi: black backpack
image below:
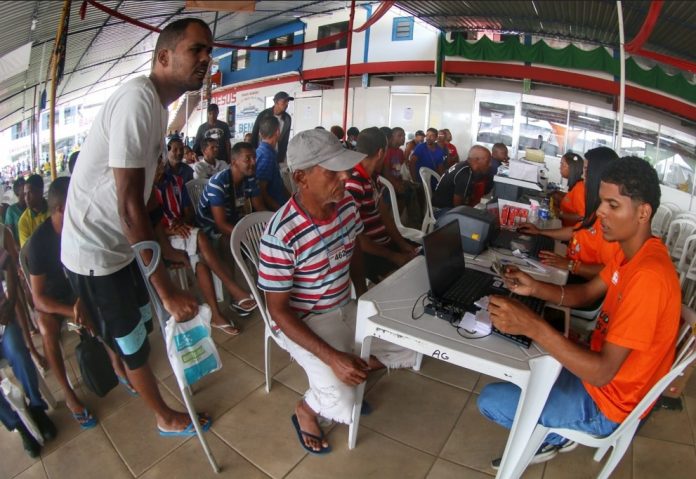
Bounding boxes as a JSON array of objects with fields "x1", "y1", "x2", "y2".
[{"x1": 75, "y1": 332, "x2": 118, "y2": 397}]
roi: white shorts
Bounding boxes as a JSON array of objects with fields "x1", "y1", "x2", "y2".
[
  {"x1": 276, "y1": 302, "x2": 417, "y2": 424},
  {"x1": 169, "y1": 228, "x2": 200, "y2": 270}
]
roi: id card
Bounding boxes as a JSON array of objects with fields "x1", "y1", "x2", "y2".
[{"x1": 328, "y1": 243, "x2": 350, "y2": 269}]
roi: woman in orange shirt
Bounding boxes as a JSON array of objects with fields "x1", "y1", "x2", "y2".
[
  {"x1": 518, "y1": 146, "x2": 620, "y2": 279},
  {"x1": 553, "y1": 152, "x2": 585, "y2": 227}
]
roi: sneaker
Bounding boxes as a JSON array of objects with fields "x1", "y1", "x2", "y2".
[
  {"x1": 16, "y1": 423, "x2": 42, "y2": 458},
  {"x1": 557, "y1": 439, "x2": 578, "y2": 453},
  {"x1": 491, "y1": 443, "x2": 559, "y2": 470},
  {"x1": 29, "y1": 407, "x2": 57, "y2": 441}
]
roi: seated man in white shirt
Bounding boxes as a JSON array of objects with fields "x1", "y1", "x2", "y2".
[{"x1": 193, "y1": 138, "x2": 227, "y2": 180}]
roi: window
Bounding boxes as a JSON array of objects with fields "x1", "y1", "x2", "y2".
[
  {"x1": 230, "y1": 49, "x2": 249, "y2": 71},
  {"x1": 392, "y1": 17, "x2": 414, "y2": 41},
  {"x1": 520, "y1": 102, "x2": 569, "y2": 158},
  {"x1": 476, "y1": 102, "x2": 514, "y2": 147},
  {"x1": 317, "y1": 21, "x2": 348, "y2": 53},
  {"x1": 64, "y1": 106, "x2": 76, "y2": 125},
  {"x1": 268, "y1": 34, "x2": 294, "y2": 62}
]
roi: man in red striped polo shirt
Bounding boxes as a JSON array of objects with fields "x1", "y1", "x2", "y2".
[
  {"x1": 258, "y1": 129, "x2": 417, "y2": 455},
  {"x1": 345, "y1": 127, "x2": 419, "y2": 283}
]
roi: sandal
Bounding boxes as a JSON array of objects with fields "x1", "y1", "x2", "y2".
[
  {"x1": 212, "y1": 322, "x2": 241, "y2": 337},
  {"x1": 72, "y1": 408, "x2": 98, "y2": 429},
  {"x1": 158, "y1": 413, "x2": 212, "y2": 437},
  {"x1": 291, "y1": 414, "x2": 331, "y2": 455},
  {"x1": 231, "y1": 296, "x2": 257, "y2": 316},
  {"x1": 117, "y1": 376, "x2": 139, "y2": 397}
]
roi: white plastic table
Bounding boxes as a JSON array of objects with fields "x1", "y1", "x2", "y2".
[{"x1": 348, "y1": 256, "x2": 562, "y2": 479}]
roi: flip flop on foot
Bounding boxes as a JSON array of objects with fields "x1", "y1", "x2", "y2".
[
  {"x1": 231, "y1": 297, "x2": 257, "y2": 316},
  {"x1": 158, "y1": 413, "x2": 212, "y2": 437},
  {"x1": 291, "y1": 414, "x2": 331, "y2": 455},
  {"x1": 72, "y1": 408, "x2": 98, "y2": 429},
  {"x1": 117, "y1": 376, "x2": 139, "y2": 396},
  {"x1": 212, "y1": 322, "x2": 241, "y2": 336}
]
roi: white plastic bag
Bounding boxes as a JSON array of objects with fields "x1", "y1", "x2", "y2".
[
  {"x1": 0, "y1": 378, "x2": 43, "y2": 445},
  {"x1": 165, "y1": 304, "x2": 222, "y2": 388}
]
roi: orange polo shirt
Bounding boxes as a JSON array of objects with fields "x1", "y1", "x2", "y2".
[
  {"x1": 560, "y1": 180, "x2": 585, "y2": 227},
  {"x1": 567, "y1": 218, "x2": 621, "y2": 266},
  {"x1": 583, "y1": 238, "x2": 680, "y2": 422}
]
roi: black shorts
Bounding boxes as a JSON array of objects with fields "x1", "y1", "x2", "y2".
[{"x1": 66, "y1": 261, "x2": 153, "y2": 370}]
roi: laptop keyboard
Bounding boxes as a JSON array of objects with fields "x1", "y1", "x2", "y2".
[
  {"x1": 443, "y1": 269, "x2": 494, "y2": 307},
  {"x1": 529, "y1": 235, "x2": 555, "y2": 258},
  {"x1": 491, "y1": 294, "x2": 545, "y2": 348}
]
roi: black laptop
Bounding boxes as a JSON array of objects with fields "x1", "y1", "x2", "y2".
[
  {"x1": 423, "y1": 220, "x2": 495, "y2": 311},
  {"x1": 423, "y1": 220, "x2": 544, "y2": 348}
]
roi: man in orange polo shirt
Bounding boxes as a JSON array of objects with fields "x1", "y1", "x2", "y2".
[{"x1": 478, "y1": 156, "x2": 681, "y2": 468}]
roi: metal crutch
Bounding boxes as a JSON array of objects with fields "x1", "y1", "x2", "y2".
[{"x1": 132, "y1": 241, "x2": 220, "y2": 473}]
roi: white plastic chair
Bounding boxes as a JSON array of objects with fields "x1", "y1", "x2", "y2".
[
  {"x1": 229, "y1": 212, "x2": 276, "y2": 392},
  {"x1": 679, "y1": 251, "x2": 696, "y2": 307},
  {"x1": 651, "y1": 204, "x2": 673, "y2": 240},
  {"x1": 131, "y1": 241, "x2": 220, "y2": 473},
  {"x1": 517, "y1": 304, "x2": 696, "y2": 479},
  {"x1": 419, "y1": 167, "x2": 441, "y2": 234},
  {"x1": 665, "y1": 218, "x2": 696, "y2": 263},
  {"x1": 185, "y1": 178, "x2": 208, "y2": 217},
  {"x1": 674, "y1": 212, "x2": 696, "y2": 222},
  {"x1": 377, "y1": 175, "x2": 424, "y2": 244},
  {"x1": 185, "y1": 178, "x2": 224, "y2": 302}
]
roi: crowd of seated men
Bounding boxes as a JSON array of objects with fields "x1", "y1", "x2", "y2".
[{"x1": 0, "y1": 121, "x2": 685, "y2": 471}]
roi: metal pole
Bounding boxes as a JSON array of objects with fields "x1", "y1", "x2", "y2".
[
  {"x1": 49, "y1": 0, "x2": 72, "y2": 181},
  {"x1": 342, "y1": 0, "x2": 356, "y2": 138},
  {"x1": 615, "y1": 1, "x2": 626, "y2": 153},
  {"x1": 185, "y1": 93, "x2": 189, "y2": 139}
]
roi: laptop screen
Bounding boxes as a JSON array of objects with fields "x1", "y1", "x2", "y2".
[{"x1": 423, "y1": 220, "x2": 466, "y2": 297}]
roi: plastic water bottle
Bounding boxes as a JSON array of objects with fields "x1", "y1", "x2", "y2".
[
  {"x1": 528, "y1": 205, "x2": 539, "y2": 226},
  {"x1": 538, "y1": 199, "x2": 550, "y2": 228}
]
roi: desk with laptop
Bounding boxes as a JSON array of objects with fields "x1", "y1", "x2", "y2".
[{"x1": 349, "y1": 219, "x2": 570, "y2": 479}]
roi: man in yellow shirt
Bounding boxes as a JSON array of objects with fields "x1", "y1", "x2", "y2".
[{"x1": 18, "y1": 175, "x2": 48, "y2": 247}]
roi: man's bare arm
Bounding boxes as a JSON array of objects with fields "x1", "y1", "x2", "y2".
[
  {"x1": 113, "y1": 167, "x2": 197, "y2": 321},
  {"x1": 210, "y1": 205, "x2": 234, "y2": 236},
  {"x1": 266, "y1": 291, "x2": 368, "y2": 385}
]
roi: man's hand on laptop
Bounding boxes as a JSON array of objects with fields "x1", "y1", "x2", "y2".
[
  {"x1": 517, "y1": 223, "x2": 540, "y2": 236},
  {"x1": 538, "y1": 251, "x2": 570, "y2": 270},
  {"x1": 329, "y1": 351, "x2": 370, "y2": 386},
  {"x1": 502, "y1": 266, "x2": 536, "y2": 296},
  {"x1": 488, "y1": 295, "x2": 540, "y2": 336}
]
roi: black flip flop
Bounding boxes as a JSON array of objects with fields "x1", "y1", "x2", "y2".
[{"x1": 291, "y1": 414, "x2": 331, "y2": 455}]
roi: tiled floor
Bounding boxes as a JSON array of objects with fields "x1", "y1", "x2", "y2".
[{"x1": 2, "y1": 310, "x2": 696, "y2": 479}]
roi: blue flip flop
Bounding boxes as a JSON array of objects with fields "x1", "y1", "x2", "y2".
[
  {"x1": 72, "y1": 408, "x2": 98, "y2": 429},
  {"x1": 117, "y1": 376, "x2": 139, "y2": 397},
  {"x1": 291, "y1": 414, "x2": 331, "y2": 455},
  {"x1": 361, "y1": 400, "x2": 373, "y2": 416},
  {"x1": 158, "y1": 413, "x2": 212, "y2": 437}
]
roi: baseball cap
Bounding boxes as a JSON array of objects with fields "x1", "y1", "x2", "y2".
[
  {"x1": 273, "y1": 91, "x2": 294, "y2": 102},
  {"x1": 287, "y1": 129, "x2": 364, "y2": 172}
]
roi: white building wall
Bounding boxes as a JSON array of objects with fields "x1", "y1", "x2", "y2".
[
  {"x1": 367, "y1": 10, "x2": 438, "y2": 63},
  {"x1": 301, "y1": 8, "x2": 369, "y2": 72}
]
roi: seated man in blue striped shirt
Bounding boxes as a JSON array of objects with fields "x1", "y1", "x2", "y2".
[
  {"x1": 196, "y1": 142, "x2": 266, "y2": 246},
  {"x1": 257, "y1": 129, "x2": 417, "y2": 455}
]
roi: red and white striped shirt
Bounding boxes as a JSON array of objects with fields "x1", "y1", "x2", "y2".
[
  {"x1": 257, "y1": 192, "x2": 364, "y2": 319},
  {"x1": 345, "y1": 163, "x2": 389, "y2": 246}
]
